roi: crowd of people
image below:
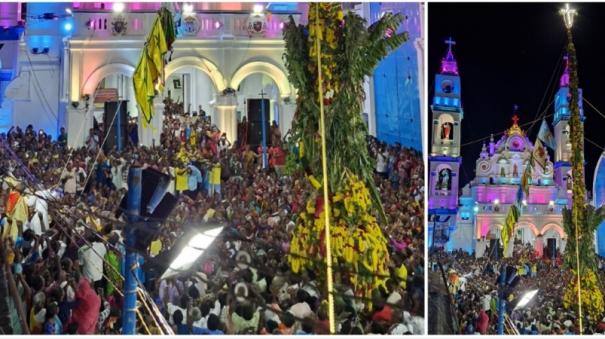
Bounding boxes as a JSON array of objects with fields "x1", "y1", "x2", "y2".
[
  {"x1": 0, "y1": 105, "x2": 424, "y2": 335},
  {"x1": 430, "y1": 244, "x2": 605, "y2": 335}
]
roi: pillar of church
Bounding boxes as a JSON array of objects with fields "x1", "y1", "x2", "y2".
[
  {"x1": 66, "y1": 101, "x2": 91, "y2": 148},
  {"x1": 534, "y1": 235, "x2": 544, "y2": 258},
  {"x1": 139, "y1": 97, "x2": 164, "y2": 147},
  {"x1": 216, "y1": 93, "x2": 237, "y2": 143}
]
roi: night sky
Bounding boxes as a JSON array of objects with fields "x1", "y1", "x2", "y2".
[{"x1": 428, "y1": 2, "x2": 605, "y2": 193}]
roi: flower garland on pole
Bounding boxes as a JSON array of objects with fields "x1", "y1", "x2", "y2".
[
  {"x1": 282, "y1": 2, "x2": 407, "y2": 318},
  {"x1": 559, "y1": 4, "x2": 605, "y2": 328}
]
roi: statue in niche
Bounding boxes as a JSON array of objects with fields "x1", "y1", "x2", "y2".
[
  {"x1": 437, "y1": 168, "x2": 452, "y2": 191},
  {"x1": 566, "y1": 172, "x2": 573, "y2": 190},
  {"x1": 513, "y1": 163, "x2": 519, "y2": 178},
  {"x1": 500, "y1": 167, "x2": 506, "y2": 178},
  {"x1": 441, "y1": 122, "x2": 454, "y2": 140}
]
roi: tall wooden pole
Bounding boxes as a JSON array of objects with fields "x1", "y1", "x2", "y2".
[{"x1": 561, "y1": 4, "x2": 584, "y2": 333}]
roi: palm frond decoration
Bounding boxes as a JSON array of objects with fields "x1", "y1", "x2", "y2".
[{"x1": 284, "y1": 3, "x2": 408, "y2": 299}]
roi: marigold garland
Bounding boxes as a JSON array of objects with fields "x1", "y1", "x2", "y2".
[{"x1": 288, "y1": 173, "x2": 390, "y2": 299}]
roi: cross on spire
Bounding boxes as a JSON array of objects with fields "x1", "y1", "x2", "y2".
[
  {"x1": 445, "y1": 37, "x2": 456, "y2": 52},
  {"x1": 512, "y1": 114, "x2": 519, "y2": 125},
  {"x1": 441, "y1": 36, "x2": 458, "y2": 75},
  {"x1": 512, "y1": 105, "x2": 520, "y2": 125}
]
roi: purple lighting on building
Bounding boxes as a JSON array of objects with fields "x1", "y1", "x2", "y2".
[
  {"x1": 560, "y1": 54, "x2": 570, "y2": 87},
  {"x1": 441, "y1": 37, "x2": 458, "y2": 75}
]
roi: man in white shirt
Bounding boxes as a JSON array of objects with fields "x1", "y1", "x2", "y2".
[{"x1": 78, "y1": 237, "x2": 107, "y2": 288}]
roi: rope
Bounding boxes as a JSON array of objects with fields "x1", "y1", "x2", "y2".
[{"x1": 583, "y1": 97, "x2": 605, "y2": 121}]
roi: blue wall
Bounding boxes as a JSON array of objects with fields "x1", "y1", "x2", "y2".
[
  {"x1": 593, "y1": 155, "x2": 605, "y2": 256},
  {"x1": 370, "y1": 2, "x2": 422, "y2": 151}
]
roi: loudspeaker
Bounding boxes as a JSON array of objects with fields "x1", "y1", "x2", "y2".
[
  {"x1": 117, "y1": 168, "x2": 178, "y2": 252},
  {"x1": 103, "y1": 101, "x2": 128, "y2": 152},
  {"x1": 247, "y1": 98, "x2": 270, "y2": 148},
  {"x1": 547, "y1": 238, "x2": 557, "y2": 259},
  {"x1": 489, "y1": 239, "x2": 500, "y2": 259}
]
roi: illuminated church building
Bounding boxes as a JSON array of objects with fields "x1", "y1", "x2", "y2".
[
  {"x1": 0, "y1": 3, "x2": 424, "y2": 151},
  {"x1": 428, "y1": 40, "x2": 588, "y2": 257}
]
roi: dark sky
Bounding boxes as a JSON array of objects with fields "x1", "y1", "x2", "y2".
[{"x1": 428, "y1": 2, "x2": 605, "y2": 192}]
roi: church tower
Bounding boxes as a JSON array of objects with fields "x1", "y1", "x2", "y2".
[
  {"x1": 553, "y1": 55, "x2": 584, "y2": 201},
  {"x1": 428, "y1": 38, "x2": 463, "y2": 249}
]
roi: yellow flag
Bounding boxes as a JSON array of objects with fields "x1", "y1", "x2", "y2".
[
  {"x1": 133, "y1": 14, "x2": 170, "y2": 127},
  {"x1": 501, "y1": 205, "x2": 520, "y2": 254},
  {"x1": 133, "y1": 52, "x2": 154, "y2": 126},
  {"x1": 146, "y1": 17, "x2": 168, "y2": 92}
]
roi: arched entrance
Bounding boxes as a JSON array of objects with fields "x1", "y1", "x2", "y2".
[
  {"x1": 72, "y1": 63, "x2": 136, "y2": 148},
  {"x1": 516, "y1": 222, "x2": 539, "y2": 246},
  {"x1": 230, "y1": 60, "x2": 294, "y2": 139},
  {"x1": 541, "y1": 223, "x2": 566, "y2": 256}
]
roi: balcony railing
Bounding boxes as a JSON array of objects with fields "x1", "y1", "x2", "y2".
[
  {"x1": 71, "y1": 11, "x2": 298, "y2": 40},
  {"x1": 475, "y1": 203, "x2": 563, "y2": 215}
]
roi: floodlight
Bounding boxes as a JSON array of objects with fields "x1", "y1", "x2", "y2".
[
  {"x1": 514, "y1": 289, "x2": 539, "y2": 310},
  {"x1": 253, "y1": 4, "x2": 264, "y2": 14},
  {"x1": 160, "y1": 226, "x2": 224, "y2": 280},
  {"x1": 113, "y1": 2, "x2": 125, "y2": 14}
]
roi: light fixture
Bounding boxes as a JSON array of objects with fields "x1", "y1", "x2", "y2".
[
  {"x1": 214, "y1": 21, "x2": 221, "y2": 29},
  {"x1": 522, "y1": 199, "x2": 527, "y2": 206},
  {"x1": 112, "y1": 2, "x2": 125, "y2": 14},
  {"x1": 473, "y1": 206, "x2": 479, "y2": 213},
  {"x1": 279, "y1": 22, "x2": 284, "y2": 30},
  {"x1": 64, "y1": 22, "x2": 73, "y2": 32},
  {"x1": 160, "y1": 226, "x2": 224, "y2": 280},
  {"x1": 183, "y1": 3, "x2": 194, "y2": 17},
  {"x1": 560, "y1": 3, "x2": 577, "y2": 30},
  {"x1": 493, "y1": 199, "x2": 500, "y2": 205},
  {"x1": 253, "y1": 4, "x2": 264, "y2": 14},
  {"x1": 548, "y1": 200, "x2": 555, "y2": 206},
  {"x1": 65, "y1": 8, "x2": 73, "y2": 15},
  {"x1": 514, "y1": 289, "x2": 539, "y2": 310}
]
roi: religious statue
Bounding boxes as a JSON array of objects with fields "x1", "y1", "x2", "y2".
[
  {"x1": 513, "y1": 163, "x2": 519, "y2": 177},
  {"x1": 441, "y1": 122, "x2": 453, "y2": 140},
  {"x1": 437, "y1": 168, "x2": 452, "y2": 191},
  {"x1": 270, "y1": 120, "x2": 282, "y2": 147},
  {"x1": 500, "y1": 167, "x2": 506, "y2": 178}
]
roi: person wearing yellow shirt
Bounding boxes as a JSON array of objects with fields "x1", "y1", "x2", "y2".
[
  {"x1": 396, "y1": 263, "x2": 408, "y2": 290},
  {"x1": 209, "y1": 159, "x2": 221, "y2": 199},
  {"x1": 175, "y1": 164, "x2": 189, "y2": 194}
]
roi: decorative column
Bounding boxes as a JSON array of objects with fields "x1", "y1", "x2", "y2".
[
  {"x1": 534, "y1": 235, "x2": 544, "y2": 258},
  {"x1": 216, "y1": 92, "x2": 237, "y2": 143},
  {"x1": 65, "y1": 101, "x2": 90, "y2": 148}
]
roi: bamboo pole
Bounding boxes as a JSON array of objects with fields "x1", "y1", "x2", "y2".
[{"x1": 314, "y1": 4, "x2": 336, "y2": 334}]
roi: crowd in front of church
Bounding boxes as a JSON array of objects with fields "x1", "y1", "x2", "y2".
[
  {"x1": 0, "y1": 101, "x2": 425, "y2": 335},
  {"x1": 431, "y1": 245, "x2": 605, "y2": 335}
]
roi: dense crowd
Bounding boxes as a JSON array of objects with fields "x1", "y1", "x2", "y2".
[
  {"x1": 430, "y1": 245, "x2": 605, "y2": 335},
  {"x1": 0, "y1": 106, "x2": 424, "y2": 335}
]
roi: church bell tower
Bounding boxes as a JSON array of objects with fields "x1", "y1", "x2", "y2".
[
  {"x1": 553, "y1": 55, "x2": 584, "y2": 200},
  {"x1": 428, "y1": 38, "x2": 463, "y2": 249}
]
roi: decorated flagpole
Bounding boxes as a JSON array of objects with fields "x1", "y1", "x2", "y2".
[
  {"x1": 560, "y1": 3, "x2": 584, "y2": 333},
  {"x1": 313, "y1": 4, "x2": 336, "y2": 334}
]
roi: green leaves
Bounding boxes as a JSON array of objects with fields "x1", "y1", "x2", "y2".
[{"x1": 283, "y1": 5, "x2": 407, "y2": 224}]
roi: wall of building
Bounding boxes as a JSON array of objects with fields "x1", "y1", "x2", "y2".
[
  {"x1": 3, "y1": 3, "x2": 72, "y2": 139},
  {"x1": 369, "y1": 2, "x2": 423, "y2": 151}
]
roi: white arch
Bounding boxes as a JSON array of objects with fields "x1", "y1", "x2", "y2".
[
  {"x1": 517, "y1": 222, "x2": 540, "y2": 236},
  {"x1": 165, "y1": 56, "x2": 226, "y2": 92},
  {"x1": 82, "y1": 63, "x2": 135, "y2": 97},
  {"x1": 230, "y1": 61, "x2": 291, "y2": 98},
  {"x1": 541, "y1": 223, "x2": 566, "y2": 239}
]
